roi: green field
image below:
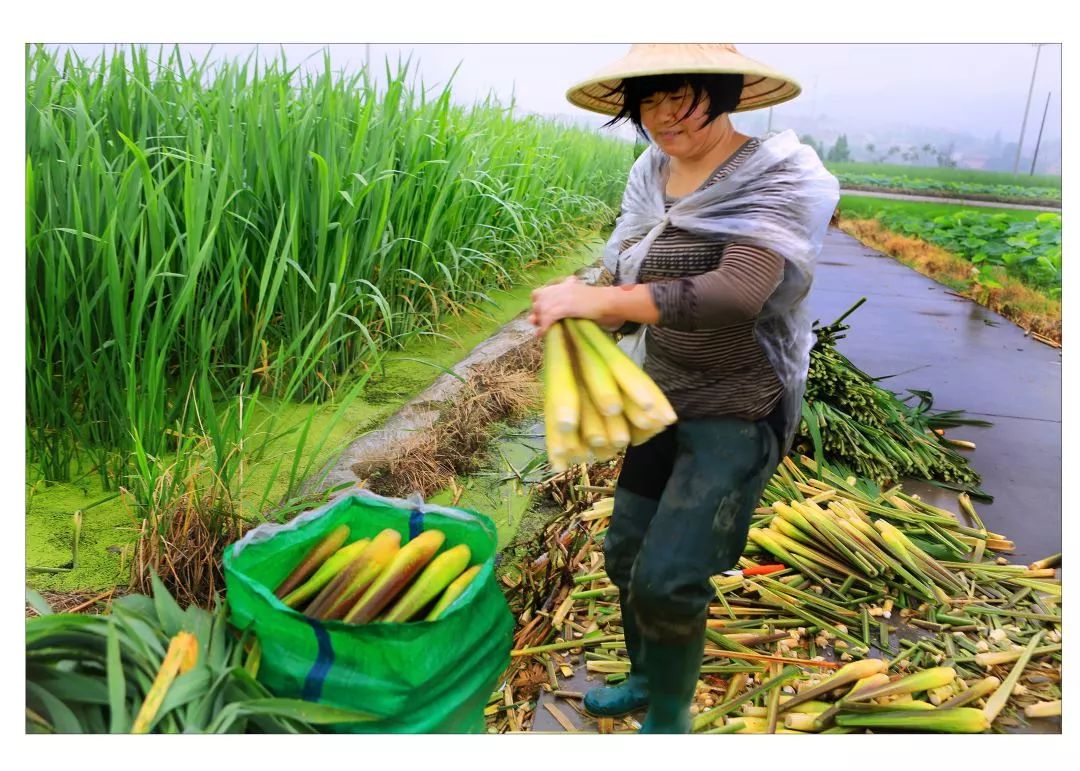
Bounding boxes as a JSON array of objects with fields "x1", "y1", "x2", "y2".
[
  {"x1": 827, "y1": 162, "x2": 1061, "y2": 189},
  {"x1": 839, "y1": 196, "x2": 1061, "y2": 297},
  {"x1": 27, "y1": 244, "x2": 598, "y2": 591},
  {"x1": 828, "y1": 163, "x2": 1061, "y2": 204},
  {"x1": 839, "y1": 196, "x2": 1047, "y2": 222},
  {"x1": 25, "y1": 44, "x2": 631, "y2": 590}
]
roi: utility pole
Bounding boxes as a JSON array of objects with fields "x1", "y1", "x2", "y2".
[
  {"x1": 767, "y1": 106, "x2": 773, "y2": 134},
  {"x1": 1013, "y1": 43, "x2": 1045, "y2": 174},
  {"x1": 1029, "y1": 91, "x2": 1052, "y2": 175}
]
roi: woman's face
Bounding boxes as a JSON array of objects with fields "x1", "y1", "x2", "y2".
[{"x1": 638, "y1": 87, "x2": 726, "y2": 159}]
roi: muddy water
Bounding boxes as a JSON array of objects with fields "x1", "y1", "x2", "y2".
[
  {"x1": 26, "y1": 243, "x2": 603, "y2": 592},
  {"x1": 427, "y1": 418, "x2": 558, "y2": 553}
]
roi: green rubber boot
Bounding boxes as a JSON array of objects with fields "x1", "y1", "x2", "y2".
[
  {"x1": 582, "y1": 598, "x2": 649, "y2": 717},
  {"x1": 639, "y1": 621, "x2": 706, "y2": 734}
]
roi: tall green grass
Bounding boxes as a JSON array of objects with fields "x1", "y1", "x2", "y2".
[{"x1": 25, "y1": 44, "x2": 630, "y2": 525}]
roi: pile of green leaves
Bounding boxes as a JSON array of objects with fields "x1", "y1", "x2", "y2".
[
  {"x1": 835, "y1": 172, "x2": 1061, "y2": 203},
  {"x1": 25, "y1": 575, "x2": 374, "y2": 733},
  {"x1": 798, "y1": 301, "x2": 991, "y2": 499}
]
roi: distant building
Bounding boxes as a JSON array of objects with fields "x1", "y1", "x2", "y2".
[{"x1": 957, "y1": 155, "x2": 990, "y2": 170}]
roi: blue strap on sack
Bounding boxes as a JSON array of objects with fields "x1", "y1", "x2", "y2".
[
  {"x1": 301, "y1": 617, "x2": 335, "y2": 702},
  {"x1": 408, "y1": 508, "x2": 425, "y2": 541}
]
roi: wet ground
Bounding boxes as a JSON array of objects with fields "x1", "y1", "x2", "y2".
[
  {"x1": 529, "y1": 227, "x2": 1063, "y2": 733},
  {"x1": 806, "y1": 228, "x2": 1062, "y2": 562},
  {"x1": 428, "y1": 419, "x2": 548, "y2": 551}
]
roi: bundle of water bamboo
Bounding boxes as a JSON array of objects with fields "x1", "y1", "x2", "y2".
[
  {"x1": 801, "y1": 299, "x2": 990, "y2": 498},
  {"x1": 542, "y1": 319, "x2": 676, "y2": 471},
  {"x1": 272, "y1": 526, "x2": 480, "y2": 624}
]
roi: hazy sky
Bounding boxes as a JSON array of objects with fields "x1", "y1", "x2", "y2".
[{"x1": 57, "y1": 43, "x2": 1062, "y2": 146}]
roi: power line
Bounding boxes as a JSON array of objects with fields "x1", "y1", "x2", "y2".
[
  {"x1": 1012, "y1": 43, "x2": 1046, "y2": 174},
  {"x1": 1030, "y1": 91, "x2": 1053, "y2": 176}
]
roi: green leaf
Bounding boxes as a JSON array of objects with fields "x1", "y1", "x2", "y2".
[
  {"x1": 81, "y1": 704, "x2": 109, "y2": 734},
  {"x1": 284, "y1": 257, "x2": 317, "y2": 294},
  {"x1": 106, "y1": 616, "x2": 130, "y2": 733},
  {"x1": 50, "y1": 226, "x2": 103, "y2": 242},
  {"x1": 26, "y1": 587, "x2": 54, "y2": 616},
  {"x1": 150, "y1": 570, "x2": 186, "y2": 637},
  {"x1": 29, "y1": 668, "x2": 111, "y2": 705},
  {"x1": 207, "y1": 604, "x2": 229, "y2": 671},
  {"x1": 111, "y1": 592, "x2": 157, "y2": 618},
  {"x1": 800, "y1": 399, "x2": 825, "y2": 480},
  {"x1": 110, "y1": 605, "x2": 167, "y2": 660},
  {"x1": 149, "y1": 667, "x2": 212, "y2": 733},
  {"x1": 183, "y1": 602, "x2": 214, "y2": 649},
  {"x1": 26, "y1": 681, "x2": 84, "y2": 734},
  {"x1": 211, "y1": 698, "x2": 379, "y2": 733},
  {"x1": 26, "y1": 612, "x2": 101, "y2": 642}
]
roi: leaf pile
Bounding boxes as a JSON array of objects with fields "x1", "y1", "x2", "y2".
[
  {"x1": 799, "y1": 300, "x2": 990, "y2": 498},
  {"x1": 25, "y1": 573, "x2": 375, "y2": 734}
]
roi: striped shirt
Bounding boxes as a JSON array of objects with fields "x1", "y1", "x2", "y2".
[{"x1": 611, "y1": 137, "x2": 786, "y2": 421}]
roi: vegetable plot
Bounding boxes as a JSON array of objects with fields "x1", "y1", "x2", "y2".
[
  {"x1": 835, "y1": 172, "x2": 1061, "y2": 203},
  {"x1": 840, "y1": 200, "x2": 1061, "y2": 298}
]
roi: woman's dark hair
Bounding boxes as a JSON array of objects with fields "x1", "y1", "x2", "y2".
[{"x1": 603, "y1": 73, "x2": 744, "y2": 140}]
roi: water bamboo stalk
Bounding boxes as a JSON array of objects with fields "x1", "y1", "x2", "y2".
[
  {"x1": 982, "y1": 631, "x2": 1044, "y2": 724},
  {"x1": 691, "y1": 666, "x2": 802, "y2": 732}
]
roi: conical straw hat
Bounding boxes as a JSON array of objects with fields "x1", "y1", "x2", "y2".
[{"x1": 566, "y1": 43, "x2": 801, "y2": 116}]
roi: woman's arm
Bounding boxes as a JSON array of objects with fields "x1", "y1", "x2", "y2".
[
  {"x1": 597, "y1": 284, "x2": 661, "y2": 326},
  {"x1": 647, "y1": 245, "x2": 785, "y2": 331},
  {"x1": 529, "y1": 279, "x2": 659, "y2": 336},
  {"x1": 528, "y1": 245, "x2": 782, "y2": 335}
]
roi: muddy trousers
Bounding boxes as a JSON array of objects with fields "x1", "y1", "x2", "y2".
[
  {"x1": 603, "y1": 415, "x2": 781, "y2": 730},
  {"x1": 605, "y1": 415, "x2": 781, "y2": 645}
]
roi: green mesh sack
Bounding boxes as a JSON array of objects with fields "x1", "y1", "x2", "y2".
[{"x1": 223, "y1": 489, "x2": 514, "y2": 733}]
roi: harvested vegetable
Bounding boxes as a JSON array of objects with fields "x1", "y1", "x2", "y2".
[
  {"x1": 800, "y1": 300, "x2": 989, "y2": 497},
  {"x1": 274, "y1": 525, "x2": 351, "y2": 599},
  {"x1": 542, "y1": 319, "x2": 677, "y2": 471},
  {"x1": 491, "y1": 451, "x2": 1061, "y2": 734}
]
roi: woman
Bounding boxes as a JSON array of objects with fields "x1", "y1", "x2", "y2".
[{"x1": 529, "y1": 44, "x2": 839, "y2": 733}]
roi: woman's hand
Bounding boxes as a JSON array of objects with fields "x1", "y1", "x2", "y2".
[{"x1": 528, "y1": 277, "x2": 613, "y2": 337}]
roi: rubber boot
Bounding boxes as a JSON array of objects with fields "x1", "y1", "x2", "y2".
[
  {"x1": 582, "y1": 597, "x2": 649, "y2": 716},
  {"x1": 638, "y1": 620, "x2": 706, "y2": 734}
]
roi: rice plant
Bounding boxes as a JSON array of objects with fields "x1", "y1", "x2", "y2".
[{"x1": 26, "y1": 44, "x2": 630, "y2": 596}]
